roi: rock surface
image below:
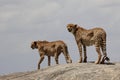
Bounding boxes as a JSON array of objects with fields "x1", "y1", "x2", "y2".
[{"x1": 0, "y1": 62, "x2": 120, "y2": 80}]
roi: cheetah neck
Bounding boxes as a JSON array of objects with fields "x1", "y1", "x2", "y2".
[{"x1": 72, "y1": 27, "x2": 79, "y2": 35}]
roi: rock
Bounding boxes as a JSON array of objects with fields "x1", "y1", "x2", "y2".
[{"x1": 0, "y1": 62, "x2": 120, "y2": 80}]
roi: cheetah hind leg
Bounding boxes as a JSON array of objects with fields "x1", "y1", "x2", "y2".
[
  {"x1": 101, "y1": 56, "x2": 110, "y2": 64},
  {"x1": 83, "y1": 57, "x2": 87, "y2": 62}
]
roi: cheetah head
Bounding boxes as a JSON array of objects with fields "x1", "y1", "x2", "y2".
[
  {"x1": 67, "y1": 24, "x2": 78, "y2": 34},
  {"x1": 31, "y1": 41, "x2": 38, "y2": 49}
]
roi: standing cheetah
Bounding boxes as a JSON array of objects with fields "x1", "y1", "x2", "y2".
[{"x1": 67, "y1": 24, "x2": 110, "y2": 64}]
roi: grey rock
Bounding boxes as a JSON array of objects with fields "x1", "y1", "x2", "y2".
[{"x1": 0, "y1": 62, "x2": 120, "y2": 80}]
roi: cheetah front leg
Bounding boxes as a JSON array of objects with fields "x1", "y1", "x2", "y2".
[
  {"x1": 77, "y1": 42, "x2": 83, "y2": 63},
  {"x1": 38, "y1": 53, "x2": 45, "y2": 69}
]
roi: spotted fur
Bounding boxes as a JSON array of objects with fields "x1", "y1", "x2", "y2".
[
  {"x1": 67, "y1": 24, "x2": 110, "y2": 64},
  {"x1": 31, "y1": 40, "x2": 72, "y2": 69}
]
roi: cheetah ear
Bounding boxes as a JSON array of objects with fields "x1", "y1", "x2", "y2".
[
  {"x1": 34, "y1": 41, "x2": 37, "y2": 46},
  {"x1": 74, "y1": 24, "x2": 78, "y2": 31},
  {"x1": 74, "y1": 24, "x2": 77, "y2": 28}
]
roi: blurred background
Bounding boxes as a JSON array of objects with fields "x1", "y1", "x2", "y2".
[{"x1": 0, "y1": 0, "x2": 120, "y2": 75}]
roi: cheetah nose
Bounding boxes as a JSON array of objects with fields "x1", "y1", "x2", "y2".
[
  {"x1": 31, "y1": 45, "x2": 34, "y2": 49},
  {"x1": 68, "y1": 28, "x2": 72, "y2": 32}
]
